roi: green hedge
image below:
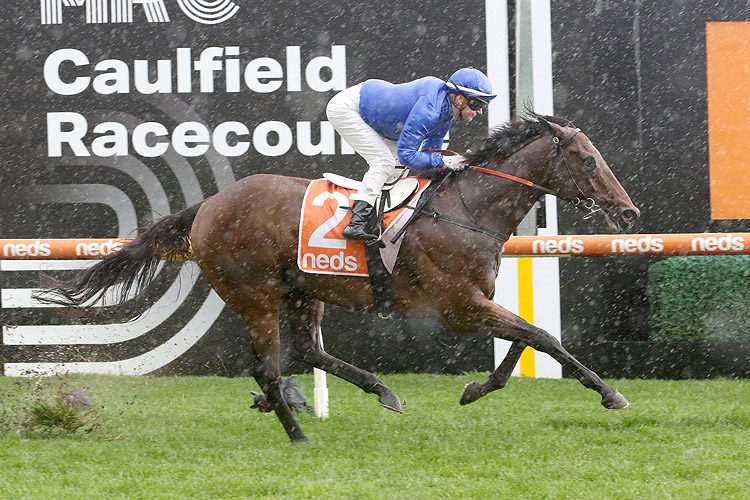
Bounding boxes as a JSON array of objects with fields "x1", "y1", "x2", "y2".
[{"x1": 647, "y1": 255, "x2": 750, "y2": 342}]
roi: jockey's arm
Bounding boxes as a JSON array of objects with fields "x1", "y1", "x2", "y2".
[{"x1": 396, "y1": 98, "x2": 448, "y2": 169}]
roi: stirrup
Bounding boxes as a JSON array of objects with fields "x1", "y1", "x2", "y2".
[
  {"x1": 366, "y1": 232, "x2": 386, "y2": 248},
  {"x1": 343, "y1": 229, "x2": 379, "y2": 241},
  {"x1": 342, "y1": 222, "x2": 379, "y2": 241}
]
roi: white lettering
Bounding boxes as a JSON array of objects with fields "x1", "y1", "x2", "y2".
[
  {"x1": 650, "y1": 237, "x2": 665, "y2": 252},
  {"x1": 316, "y1": 254, "x2": 330, "y2": 268},
  {"x1": 301, "y1": 253, "x2": 316, "y2": 269},
  {"x1": 329, "y1": 252, "x2": 345, "y2": 270},
  {"x1": 530, "y1": 237, "x2": 584, "y2": 254},
  {"x1": 75, "y1": 240, "x2": 123, "y2": 257},
  {"x1": 194, "y1": 47, "x2": 224, "y2": 93},
  {"x1": 2, "y1": 241, "x2": 52, "y2": 258},
  {"x1": 300, "y1": 251, "x2": 361, "y2": 272},
  {"x1": 306, "y1": 45, "x2": 347, "y2": 92},
  {"x1": 92, "y1": 122, "x2": 128, "y2": 157},
  {"x1": 344, "y1": 256, "x2": 358, "y2": 271},
  {"x1": 44, "y1": 46, "x2": 347, "y2": 95},
  {"x1": 92, "y1": 59, "x2": 130, "y2": 94},
  {"x1": 691, "y1": 234, "x2": 745, "y2": 253},
  {"x1": 176, "y1": 48, "x2": 192, "y2": 93},
  {"x1": 212, "y1": 122, "x2": 250, "y2": 156},
  {"x1": 225, "y1": 47, "x2": 241, "y2": 92},
  {"x1": 132, "y1": 122, "x2": 170, "y2": 158},
  {"x1": 43, "y1": 49, "x2": 90, "y2": 96},
  {"x1": 46, "y1": 114, "x2": 347, "y2": 159},
  {"x1": 134, "y1": 59, "x2": 173, "y2": 94},
  {"x1": 47, "y1": 112, "x2": 90, "y2": 157},
  {"x1": 253, "y1": 121, "x2": 293, "y2": 157},
  {"x1": 41, "y1": 0, "x2": 171, "y2": 25},
  {"x1": 172, "y1": 122, "x2": 210, "y2": 157},
  {"x1": 286, "y1": 46, "x2": 302, "y2": 91},
  {"x1": 297, "y1": 121, "x2": 336, "y2": 156},
  {"x1": 610, "y1": 235, "x2": 664, "y2": 253},
  {"x1": 733, "y1": 235, "x2": 745, "y2": 251},
  {"x1": 244, "y1": 57, "x2": 284, "y2": 93}
]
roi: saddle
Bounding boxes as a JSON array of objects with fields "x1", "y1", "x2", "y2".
[{"x1": 322, "y1": 173, "x2": 421, "y2": 215}]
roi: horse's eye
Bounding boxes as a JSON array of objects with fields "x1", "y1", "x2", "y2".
[{"x1": 583, "y1": 157, "x2": 597, "y2": 170}]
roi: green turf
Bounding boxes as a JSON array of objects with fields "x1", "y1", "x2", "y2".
[{"x1": 1, "y1": 374, "x2": 749, "y2": 500}]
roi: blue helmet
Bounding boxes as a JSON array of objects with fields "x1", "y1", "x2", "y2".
[{"x1": 446, "y1": 67, "x2": 496, "y2": 101}]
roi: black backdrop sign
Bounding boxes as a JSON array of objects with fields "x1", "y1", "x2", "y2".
[
  {"x1": 5, "y1": 1, "x2": 749, "y2": 378},
  {"x1": 0, "y1": 0, "x2": 492, "y2": 375}
]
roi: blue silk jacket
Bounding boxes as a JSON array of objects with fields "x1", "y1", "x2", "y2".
[{"x1": 359, "y1": 77, "x2": 452, "y2": 169}]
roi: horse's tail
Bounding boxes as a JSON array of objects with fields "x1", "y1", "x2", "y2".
[{"x1": 35, "y1": 202, "x2": 204, "y2": 315}]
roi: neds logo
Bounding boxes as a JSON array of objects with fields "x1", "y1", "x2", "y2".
[
  {"x1": 691, "y1": 234, "x2": 744, "y2": 252},
  {"x1": 2, "y1": 241, "x2": 52, "y2": 257},
  {"x1": 531, "y1": 237, "x2": 585, "y2": 255},
  {"x1": 75, "y1": 239, "x2": 124, "y2": 257},
  {"x1": 41, "y1": 0, "x2": 239, "y2": 25},
  {"x1": 610, "y1": 235, "x2": 664, "y2": 253},
  {"x1": 300, "y1": 251, "x2": 359, "y2": 272}
]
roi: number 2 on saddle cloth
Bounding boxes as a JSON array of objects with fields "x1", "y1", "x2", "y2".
[{"x1": 297, "y1": 177, "x2": 431, "y2": 278}]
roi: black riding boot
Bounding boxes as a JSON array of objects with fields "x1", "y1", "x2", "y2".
[{"x1": 343, "y1": 200, "x2": 380, "y2": 241}]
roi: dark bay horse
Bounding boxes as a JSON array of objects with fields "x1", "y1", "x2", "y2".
[{"x1": 38, "y1": 114, "x2": 640, "y2": 442}]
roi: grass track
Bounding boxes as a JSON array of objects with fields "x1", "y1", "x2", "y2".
[{"x1": 1, "y1": 374, "x2": 749, "y2": 499}]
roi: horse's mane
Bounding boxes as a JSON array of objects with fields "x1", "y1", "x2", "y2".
[
  {"x1": 465, "y1": 113, "x2": 575, "y2": 166},
  {"x1": 410, "y1": 113, "x2": 575, "y2": 179}
]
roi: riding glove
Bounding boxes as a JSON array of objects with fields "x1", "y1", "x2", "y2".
[{"x1": 442, "y1": 155, "x2": 467, "y2": 171}]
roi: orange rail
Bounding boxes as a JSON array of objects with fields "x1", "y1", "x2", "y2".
[
  {"x1": 1, "y1": 233, "x2": 750, "y2": 259},
  {"x1": 0, "y1": 239, "x2": 130, "y2": 259},
  {"x1": 502, "y1": 233, "x2": 750, "y2": 257}
]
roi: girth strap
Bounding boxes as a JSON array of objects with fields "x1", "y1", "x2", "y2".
[{"x1": 404, "y1": 206, "x2": 510, "y2": 243}]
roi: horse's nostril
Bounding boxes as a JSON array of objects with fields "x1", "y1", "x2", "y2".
[{"x1": 621, "y1": 209, "x2": 639, "y2": 223}]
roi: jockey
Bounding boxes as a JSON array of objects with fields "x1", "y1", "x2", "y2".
[{"x1": 326, "y1": 67, "x2": 496, "y2": 241}]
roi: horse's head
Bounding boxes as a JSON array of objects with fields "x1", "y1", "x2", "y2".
[{"x1": 538, "y1": 116, "x2": 640, "y2": 231}]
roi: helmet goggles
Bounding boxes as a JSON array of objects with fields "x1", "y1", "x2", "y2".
[{"x1": 449, "y1": 79, "x2": 490, "y2": 110}]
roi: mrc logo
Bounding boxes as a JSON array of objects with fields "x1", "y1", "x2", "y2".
[{"x1": 41, "y1": 0, "x2": 239, "y2": 25}]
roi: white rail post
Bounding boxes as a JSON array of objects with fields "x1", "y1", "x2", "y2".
[{"x1": 313, "y1": 325, "x2": 329, "y2": 419}]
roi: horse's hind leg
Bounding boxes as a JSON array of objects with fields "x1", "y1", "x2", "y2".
[
  {"x1": 284, "y1": 289, "x2": 403, "y2": 413},
  {"x1": 460, "y1": 340, "x2": 527, "y2": 405},
  {"x1": 216, "y1": 280, "x2": 308, "y2": 443},
  {"x1": 250, "y1": 317, "x2": 308, "y2": 442}
]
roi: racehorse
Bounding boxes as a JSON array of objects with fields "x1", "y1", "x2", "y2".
[{"x1": 38, "y1": 114, "x2": 640, "y2": 442}]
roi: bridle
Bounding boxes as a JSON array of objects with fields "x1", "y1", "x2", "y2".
[
  {"x1": 467, "y1": 127, "x2": 602, "y2": 219},
  {"x1": 550, "y1": 128, "x2": 603, "y2": 219},
  {"x1": 390, "y1": 127, "x2": 604, "y2": 244}
]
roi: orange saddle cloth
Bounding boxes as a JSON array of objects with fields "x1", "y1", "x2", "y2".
[{"x1": 297, "y1": 178, "x2": 431, "y2": 276}]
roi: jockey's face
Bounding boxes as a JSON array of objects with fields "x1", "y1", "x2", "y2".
[{"x1": 452, "y1": 94, "x2": 484, "y2": 122}]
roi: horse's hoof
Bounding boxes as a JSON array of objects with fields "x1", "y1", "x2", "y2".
[
  {"x1": 601, "y1": 390, "x2": 630, "y2": 411},
  {"x1": 289, "y1": 430, "x2": 309, "y2": 443},
  {"x1": 378, "y1": 391, "x2": 403, "y2": 413},
  {"x1": 460, "y1": 381, "x2": 483, "y2": 405}
]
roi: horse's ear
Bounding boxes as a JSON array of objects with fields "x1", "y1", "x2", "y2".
[
  {"x1": 537, "y1": 116, "x2": 555, "y2": 135},
  {"x1": 537, "y1": 116, "x2": 563, "y2": 137}
]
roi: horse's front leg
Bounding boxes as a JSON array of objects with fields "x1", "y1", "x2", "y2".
[
  {"x1": 460, "y1": 340, "x2": 527, "y2": 405},
  {"x1": 448, "y1": 298, "x2": 629, "y2": 411},
  {"x1": 284, "y1": 289, "x2": 403, "y2": 413}
]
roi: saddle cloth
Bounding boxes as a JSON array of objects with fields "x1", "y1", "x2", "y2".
[{"x1": 297, "y1": 177, "x2": 431, "y2": 276}]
